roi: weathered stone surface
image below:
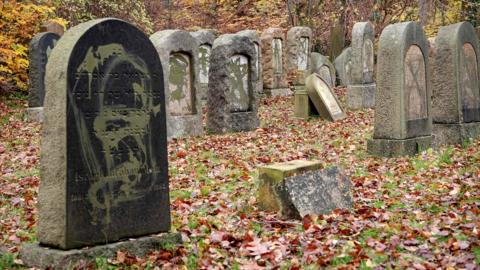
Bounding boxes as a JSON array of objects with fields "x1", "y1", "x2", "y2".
[
  {"x1": 257, "y1": 160, "x2": 322, "y2": 212},
  {"x1": 369, "y1": 22, "x2": 432, "y2": 156},
  {"x1": 40, "y1": 20, "x2": 65, "y2": 36},
  {"x1": 346, "y1": 83, "x2": 375, "y2": 109},
  {"x1": 433, "y1": 122, "x2": 480, "y2": 146},
  {"x1": 28, "y1": 32, "x2": 60, "y2": 108},
  {"x1": 39, "y1": 18, "x2": 170, "y2": 250},
  {"x1": 334, "y1": 47, "x2": 352, "y2": 86},
  {"x1": 26, "y1": 107, "x2": 44, "y2": 122},
  {"x1": 150, "y1": 30, "x2": 203, "y2": 139},
  {"x1": 257, "y1": 161, "x2": 353, "y2": 219},
  {"x1": 310, "y1": 52, "x2": 336, "y2": 88},
  {"x1": 20, "y1": 233, "x2": 181, "y2": 269},
  {"x1": 261, "y1": 27, "x2": 290, "y2": 96},
  {"x1": 350, "y1": 22, "x2": 375, "y2": 84},
  {"x1": 191, "y1": 29, "x2": 217, "y2": 107},
  {"x1": 286, "y1": 27, "x2": 312, "y2": 85},
  {"x1": 206, "y1": 34, "x2": 259, "y2": 133},
  {"x1": 367, "y1": 136, "x2": 433, "y2": 157},
  {"x1": 237, "y1": 30, "x2": 263, "y2": 95},
  {"x1": 329, "y1": 21, "x2": 345, "y2": 61},
  {"x1": 305, "y1": 73, "x2": 346, "y2": 121},
  {"x1": 432, "y1": 22, "x2": 480, "y2": 145}
]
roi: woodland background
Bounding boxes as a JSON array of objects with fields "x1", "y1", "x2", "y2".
[{"x1": 0, "y1": 0, "x2": 479, "y2": 96}]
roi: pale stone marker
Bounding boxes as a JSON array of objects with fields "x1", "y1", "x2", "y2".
[
  {"x1": 257, "y1": 160, "x2": 353, "y2": 219},
  {"x1": 150, "y1": 30, "x2": 203, "y2": 139},
  {"x1": 286, "y1": 26, "x2": 312, "y2": 86},
  {"x1": 310, "y1": 52, "x2": 336, "y2": 88},
  {"x1": 368, "y1": 22, "x2": 433, "y2": 157},
  {"x1": 237, "y1": 30, "x2": 263, "y2": 95},
  {"x1": 206, "y1": 34, "x2": 259, "y2": 133},
  {"x1": 27, "y1": 32, "x2": 60, "y2": 122},
  {"x1": 305, "y1": 73, "x2": 346, "y2": 121},
  {"x1": 334, "y1": 47, "x2": 352, "y2": 86},
  {"x1": 40, "y1": 20, "x2": 65, "y2": 36},
  {"x1": 347, "y1": 22, "x2": 376, "y2": 109},
  {"x1": 432, "y1": 22, "x2": 480, "y2": 145},
  {"x1": 260, "y1": 27, "x2": 290, "y2": 96},
  {"x1": 20, "y1": 18, "x2": 179, "y2": 268},
  {"x1": 191, "y1": 29, "x2": 216, "y2": 107}
]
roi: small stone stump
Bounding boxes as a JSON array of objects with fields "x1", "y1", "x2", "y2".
[
  {"x1": 310, "y1": 52, "x2": 336, "y2": 88},
  {"x1": 257, "y1": 160, "x2": 353, "y2": 219},
  {"x1": 237, "y1": 30, "x2": 263, "y2": 95},
  {"x1": 191, "y1": 29, "x2": 217, "y2": 107},
  {"x1": 20, "y1": 18, "x2": 179, "y2": 269},
  {"x1": 260, "y1": 27, "x2": 290, "y2": 97},
  {"x1": 206, "y1": 34, "x2": 260, "y2": 133},
  {"x1": 347, "y1": 22, "x2": 376, "y2": 109},
  {"x1": 368, "y1": 22, "x2": 433, "y2": 157},
  {"x1": 27, "y1": 32, "x2": 60, "y2": 122},
  {"x1": 432, "y1": 22, "x2": 480, "y2": 145},
  {"x1": 334, "y1": 47, "x2": 352, "y2": 86},
  {"x1": 150, "y1": 30, "x2": 204, "y2": 139}
]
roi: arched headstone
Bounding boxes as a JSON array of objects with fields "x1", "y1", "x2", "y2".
[
  {"x1": 35, "y1": 18, "x2": 172, "y2": 251},
  {"x1": 310, "y1": 52, "x2": 336, "y2": 88},
  {"x1": 237, "y1": 30, "x2": 263, "y2": 95},
  {"x1": 191, "y1": 29, "x2": 217, "y2": 107},
  {"x1": 206, "y1": 34, "x2": 259, "y2": 133},
  {"x1": 261, "y1": 27, "x2": 290, "y2": 96},
  {"x1": 286, "y1": 27, "x2": 312, "y2": 87},
  {"x1": 150, "y1": 30, "x2": 203, "y2": 139},
  {"x1": 432, "y1": 22, "x2": 480, "y2": 145},
  {"x1": 368, "y1": 22, "x2": 433, "y2": 157},
  {"x1": 347, "y1": 21, "x2": 376, "y2": 109},
  {"x1": 27, "y1": 32, "x2": 60, "y2": 122}
]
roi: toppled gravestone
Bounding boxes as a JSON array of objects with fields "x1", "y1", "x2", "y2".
[{"x1": 257, "y1": 160, "x2": 353, "y2": 219}]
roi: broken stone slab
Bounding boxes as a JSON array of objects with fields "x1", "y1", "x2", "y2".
[
  {"x1": 305, "y1": 73, "x2": 346, "y2": 121},
  {"x1": 257, "y1": 160, "x2": 353, "y2": 219},
  {"x1": 20, "y1": 233, "x2": 181, "y2": 270}
]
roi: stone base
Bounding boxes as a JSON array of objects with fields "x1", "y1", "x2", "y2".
[
  {"x1": 26, "y1": 107, "x2": 44, "y2": 122},
  {"x1": 20, "y1": 233, "x2": 181, "y2": 269},
  {"x1": 433, "y1": 122, "x2": 480, "y2": 146},
  {"x1": 264, "y1": 88, "x2": 292, "y2": 97},
  {"x1": 346, "y1": 83, "x2": 375, "y2": 110},
  {"x1": 167, "y1": 114, "x2": 204, "y2": 139},
  {"x1": 229, "y1": 111, "x2": 260, "y2": 132},
  {"x1": 294, "y1": 89, "x2": 318, "y2": 119},
  {"x1": 367, "y1": 135, "x2": 433, "y2": 157}
]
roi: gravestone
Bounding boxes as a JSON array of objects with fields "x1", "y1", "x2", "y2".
[
  {"x1": 27, "y1": 32, "x2": 60, "y2": 122},
  {"x1": 150, "y1": 30, "x2": 203, "y2": 139},
  {"x1": 347, "y1": 22, "x2": 376, "y2": 109},
  {"x1": 206, "y1": 34, "x2": 259, "y2": 133},
  {"x1": 40, "y1": 20, "x2": 65, "y2": 36},
  {"x1": 432, "y1": 22, "x2": 480, "y2": 145},
  {"x1": 329, "y1": 21, "x2": 345, "y2": 62},
  {"x1": 20, "y1": 18, "x2": 179, "y2": 268},
  {"x1": 257, "y1": 160, "x2": 353, "y2": 219},
  {"x1": 310, "y1": 52, "x2": 336, "y2": 88},
  {"x1": 261, "y1": 27, "x2": 290, "y2": 96},
  {"x1": 190, "y1": 29, "x2": 217, "y2": 107},
  {"x1": 305, "y1": 73, "x2": 346, "y2": 121},
  {"x1": 237, "y1": 30, "x2": 263, "y2": 96},
  {"x1": 286, "y1": 26, "x2": 312, "y2": 87},
  {"x1": 368, "y1": 21, "x2": 433, "y2": 157},
  {"x1": 334, "y1": 47, "x2": 352, "y2": 86}
]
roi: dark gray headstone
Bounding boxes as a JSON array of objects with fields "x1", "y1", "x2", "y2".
[
  {"x1": 368, "y1": 21, "x2": 433, "y2": 157},
  {"x1": 280, "y1": 167, "x2": 353, "y2": 219},
  {"x1": 39, "y1": 18, "x2": 170, "y2": 250},
  {"x1": 206, "y1": 34, "x2": 260, "y2": 133},
  {"x1": 432, "y1": 22, "x2": 480, "y2": 145},
  {"x1": 28, "y1": 32, "x2": 60, "y2": 108}
]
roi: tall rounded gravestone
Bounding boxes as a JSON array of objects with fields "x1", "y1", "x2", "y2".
[
  {"x1": 432, "y1": 22, "x2": 480, "y2": 145},
  {"x1": 368, "y1": 22, "x2": 433, "y2": 157},
  {"x1": 20, "y1": 19, "x2": 178, "y2": 268}
]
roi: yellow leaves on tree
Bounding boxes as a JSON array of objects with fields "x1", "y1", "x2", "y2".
[{"x1": 0, "y1": 1, "x2": 60, "y2": 94}]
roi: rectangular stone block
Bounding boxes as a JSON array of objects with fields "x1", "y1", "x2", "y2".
[
  {"x1": 346, "y1": 83, "x2": 375, "y2": 110},
  {"x1": 367, "y1": 135, "x2": 433, "y2": 157},
  {"x1": 433, "y1": 122, "x2": 480, "y2": 146},
  {"x1": 294, "y1": 88, "x2": 318, "y2": 119}
]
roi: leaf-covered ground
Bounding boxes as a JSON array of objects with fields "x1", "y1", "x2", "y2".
[{"x1": 0, "y1": 91, "x2": 479, "y2": 269}]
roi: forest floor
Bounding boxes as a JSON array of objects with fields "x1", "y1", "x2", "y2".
[{"x1": 0, "y1": 90, "x2": 479, "y2": 269}]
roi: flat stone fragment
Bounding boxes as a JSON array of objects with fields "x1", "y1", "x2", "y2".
[
  {"x1": 305, "y1": 74, "x2": 346, "y2": 121},
  {"x1": 283, "y1": 167, "x2": 353, "y2": 218},
  {"x1": 20, "y1": 233, "x2": 181, "y2": 270}
]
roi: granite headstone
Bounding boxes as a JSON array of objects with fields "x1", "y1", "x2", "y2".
[{"x1": 237, "y1": 30, "x2": 263, "y2": 95}]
